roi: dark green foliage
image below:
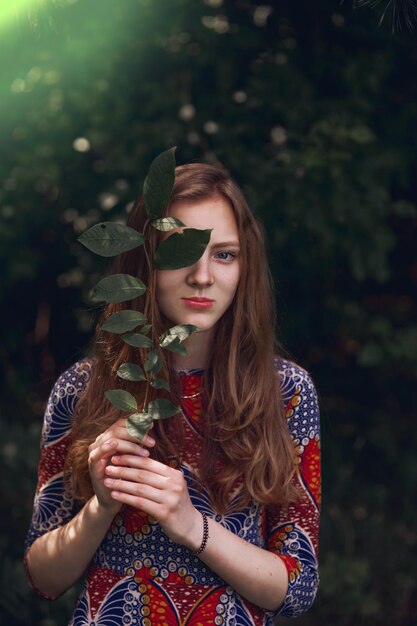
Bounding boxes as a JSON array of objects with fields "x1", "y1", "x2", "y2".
[
  {"x1": 116, "y1": 363, "x2": 146, "y2": 382},
  {"x1": 91, "y1": 274, "x2": 146, "y2": 303},
  {"x1": 121, "y1": 332, "x2": 153, "y2": 348},
  {"x1": 160, "y1": 336, "x2": 188, "y2": 356},
  {"x1": 101, "y1": 310, "x2": 146, "y2": 333},
  {"x1": 105, "y1": 389, "x2": 137, "y2": 413},
  {"x1": 147, "y1": 398, "x2": 182, "y2": 420},
  {"x1": 126, "y1": 411, "x2": 153, "y2": 440},
  {"x1": 78, "y1": 146, "x2": 194, "y2": 433},
  {"x1": 78, "y1": 222, "x2": 143, "y2": 257},
  {"x1": 143, "y1": 147, "x2": 177, "y2": 219},
  {"x1": 151, "y1": 217, "x2": 186, "y2": 231},
  {"x1": 143, "y1": 349, "x2": 164, "y2": 376},
  {"x1": 159, "y1": 324, "x2": 199, "y2": 347},
  {"x1": 154, "y1": 228, "x2": 212, "y2": 269},
  {"x1": 150, "y1": 377, "x2": 171, "y2": 391},
  {"x1": 1, "y1": 1, "x2": 417, "y2": 625}
]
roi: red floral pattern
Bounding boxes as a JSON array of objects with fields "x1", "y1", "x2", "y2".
[{"x1": 25, "y1": 358, "x2": 321, "y2": 623}]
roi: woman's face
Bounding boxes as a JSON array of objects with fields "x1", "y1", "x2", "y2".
[{"x1": 156, "y1": 196, "x2": 241, "y2": 346}]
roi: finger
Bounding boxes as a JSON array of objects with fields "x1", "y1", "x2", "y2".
[
  {"x1": 106, "y1": 439, "x2": 155, "y2": 458},
  {"x1": 109, "y1": 490, "x2": 164, "y2": 517},
  {"x1": 111, "y1": 454, "x2": 173, "y2": 477},
  {"x1": 112, "y1": 427, "x2": 156, "y2": 447},
  {"x1": 89, "y1": 441, "x2": 145, "y2": 472},
  {"x1": 88, "y1": 434, "x2": 117, "y2": 455},
  {"x1": 90, "y1": 438, "x2": 153, "y2": 465},
  {"x1": 104, "y1": 477, "x2": 165, "y2": 504},
  {"x1": 105, "y1": 465, "x2": 167, "y2": 490},
  {"x1": 88, "y1": 439, "x2": 118, "y2": 465},
  {"x1": 96, "y1": 428, "x2": 155, "y2": 448},
  {"x1": 89, "y1": 456, "x2": 107, "y2": 479},
  {"x1": 90, "y1": 428, "x2": 156, "y2": 451}
]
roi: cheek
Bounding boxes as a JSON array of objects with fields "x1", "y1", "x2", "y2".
[
  {"x1": 229, "y1": 265, "x2": 241, "y2": 294},
  {"x1": 155, "y1": 276, "x2": 169, "y2": 315},
  {"x1": 221, "y1": 270, "x2": 240, "y2": 304},
  {"x1": 155, "y1": 271, "x2": 175, "y2": 295},
  {"x1": 155, "y1": 271, "x2": 184, "y2": 312}
]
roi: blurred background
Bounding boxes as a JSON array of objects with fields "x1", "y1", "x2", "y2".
[{"x1": 0, "y1": 1, "x2": 416, "y2": 624}]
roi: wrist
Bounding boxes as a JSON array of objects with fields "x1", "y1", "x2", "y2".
[
  {"x1": 193, "y1": 512, "x2": 209, "y2": 555},
  {"x1": 90, "y1": 495, "x2": 121, "y2": 521},
  {"x1": 180, "y1": 509, "x2": 208, "y2": 553}
]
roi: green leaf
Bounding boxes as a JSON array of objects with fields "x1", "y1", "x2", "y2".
[
  {"x1": 150, "y1": 378, "x2": 171, "y2": 391},
  {"x1": 144, "y1": 349, "x2": 163, "y2": 376},
  {"x1": 161, "y1": 337, "x2": 188, "y2": 355},
  {"x1": 105, "y1": 389, "x2": 137, "y2": 412},
  {"x1": 78, "y1": 222, "x2": 144, "y2": 257},
  {"x1": 140, "y1": 324, "x2": 152, "y2": 336},
  {"x1": 154, "y1": 228, "x2": 212, "y2": 270},
  {"x1": 147, "y1": 398, "x2": 181, "y2": 420},
  {"x1": 151, "y1": 217, "x2": 186, "y2": 232},
  {"x1": 126, "y1": 411, "x2": 153, "y2": 441},
  {"x1": 91, "y1": 274, "x2": 146, "y2": 304},
  {"x1": 160, "y1": 324, "x2": 199, "y2": 348},
  {"x1": 117, "y1": 363, "x2": 146, "y2": 382},
  {"x1": 102, "y1": 311, "x2": 146, "y2": 334},
  {"x1": 121, "y1": 333, "x2": 154, "y2": 348},
  {"x1": 143, "y1": 147, "x2": 176, "y2": 219}
]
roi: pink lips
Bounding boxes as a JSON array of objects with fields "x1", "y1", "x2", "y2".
[{"x1": 181, "y1": 297, "x2": 214, "y2": 309}]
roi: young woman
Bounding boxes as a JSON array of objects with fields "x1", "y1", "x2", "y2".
[{"x1": 24, "y1": 163, "x2": 321, "y2": 625}]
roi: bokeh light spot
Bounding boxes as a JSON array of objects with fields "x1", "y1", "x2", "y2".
[{"x1": 73, "y1": 137, "x2": 91, "y2": 152}]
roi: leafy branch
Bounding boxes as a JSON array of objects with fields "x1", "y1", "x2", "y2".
[{"x1": 78, "y1": 147, "x2": 211, "y2": 440}]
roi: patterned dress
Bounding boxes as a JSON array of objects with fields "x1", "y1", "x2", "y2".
[{"x1": 24, "y1": 357, "x2": 321, "y2": 625}]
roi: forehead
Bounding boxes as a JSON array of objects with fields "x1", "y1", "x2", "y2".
[{"x1": 168, "y1": 196, "x2": 239, "y2": 242}]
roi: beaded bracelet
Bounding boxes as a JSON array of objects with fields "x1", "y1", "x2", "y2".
[{"x1": 194, "y1": 511, "x2": 209, "y2": 555}]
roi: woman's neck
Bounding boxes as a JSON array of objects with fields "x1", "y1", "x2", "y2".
[{"x1": 172, "y1": 328, "x2": 213, "y2": 371}]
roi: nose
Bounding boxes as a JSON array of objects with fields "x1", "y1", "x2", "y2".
[{"x1": 186, "y1": 255, "x2": 214, "y2": 288}]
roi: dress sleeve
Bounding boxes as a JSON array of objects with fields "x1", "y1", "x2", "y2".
[
  {"x1": 266, "y1": 360, "x2": 321, "y2": 619},
  {"x1": 24, "y1": 360, "x2": 92, "y2": 596}
]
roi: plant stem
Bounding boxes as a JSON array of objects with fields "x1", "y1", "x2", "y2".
[
  {"x1": 142, "y1": 220, "x2": 151, "y2": 273},
  {"x1": 142, "y1": 219, "x2": 151, "y2": 414},
  {"x1": 143, "y1": 379, "x2": 150, "y2": 412}
]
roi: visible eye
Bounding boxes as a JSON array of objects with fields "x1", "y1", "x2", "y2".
[{"x1": 215, "y1": 251, "x2": 238, "y2": 262}]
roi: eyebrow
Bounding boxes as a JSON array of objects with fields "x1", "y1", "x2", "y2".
[{"x1": 210, "y1": 241, "x2": 240, "y2": 250}]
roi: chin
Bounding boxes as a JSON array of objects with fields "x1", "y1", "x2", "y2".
[
  {"x1": 184, "y1": 317, "x2": 215, "y2": 332},
  {"x1": 163, "y1": 311, "x2": 213, "y2": 329}
]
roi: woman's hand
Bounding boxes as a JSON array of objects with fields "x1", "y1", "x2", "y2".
[
  {"x1": 88, "y1": 418, "x2": 156, "y2": 515},
  {"x1": 103, "y1": 454, "x2": 202, "y2": 549}
]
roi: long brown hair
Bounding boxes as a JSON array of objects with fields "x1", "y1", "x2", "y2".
[{"x1": 66, "y1": 162, "x2": 297, "y2": 512}]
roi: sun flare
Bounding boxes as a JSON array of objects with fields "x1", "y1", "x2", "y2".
[{"x1": 0, "y1": 1, "x2": 35, "y2": 30}]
